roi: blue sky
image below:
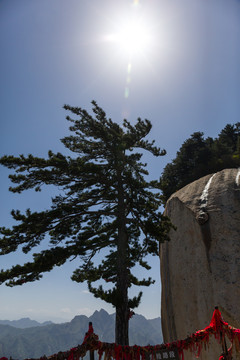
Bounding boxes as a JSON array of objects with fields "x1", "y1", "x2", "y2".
[{"x1": 0, "y1": 0, "x2": 240, "y2": 323}]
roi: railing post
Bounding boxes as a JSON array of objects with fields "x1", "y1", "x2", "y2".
[
  {"x1": 90, "y1": 349, "x2": 95, "y2": 360},
  {"x1": 89, "y1": 322, "x2": 94, "y2": 360}
]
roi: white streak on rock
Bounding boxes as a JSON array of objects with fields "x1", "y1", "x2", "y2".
[
  {"x1": 200, "y1": 174, "x2": 216, "y2": 207},
  {"x1": 235, "y1": 168, "x2": 240, "y2": 186}
]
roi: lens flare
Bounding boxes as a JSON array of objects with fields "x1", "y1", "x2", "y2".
[{"x1": 103, "y1": 0, "x2": 153, "y2": 100}]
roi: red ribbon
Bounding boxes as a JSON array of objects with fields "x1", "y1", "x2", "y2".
[
  {"x1": 209, "y1": 308, "x2": 223, "y2": 333},
  {"x1": 83, "y1": 323, "x2": 94, "y2": 343}
]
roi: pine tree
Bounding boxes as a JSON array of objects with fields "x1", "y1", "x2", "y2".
[
  {"x1": 0, "y1": 101, "x2": 172, "y2": 345},
  {"x1": 160, "y1": 123, "x2": 240, "y2": 203}
]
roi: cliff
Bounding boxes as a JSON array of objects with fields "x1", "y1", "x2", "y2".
[{"x1": 160, "y1": 168, "x2": 240, "y2": 359}]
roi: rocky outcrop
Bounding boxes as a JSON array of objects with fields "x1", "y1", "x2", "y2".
[{"x1": 160, "y1": 168, "x2": 240, "y2": 359}]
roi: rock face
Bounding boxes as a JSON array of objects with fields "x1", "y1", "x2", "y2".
[{"x1": 160, "y1": 168, "x2": 240, "y2": 359}]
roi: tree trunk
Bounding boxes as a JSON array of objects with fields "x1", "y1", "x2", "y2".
[
  {"x1": 115, "y1": 287, "x2": 129, "y2": 345},
  {"x1": 115, "y1": 166, "x2": 129, "y2": 345},
  {"x1": 115, "y1": 241, "x2": 129, "y2": 345}
]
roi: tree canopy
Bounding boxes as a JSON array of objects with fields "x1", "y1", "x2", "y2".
[
  {"x1": 0, "y1": 101, "x2": 172, "y2": 345},
  {"x1": 160, "y1": 122, "x2": 240, "y2": 202}
]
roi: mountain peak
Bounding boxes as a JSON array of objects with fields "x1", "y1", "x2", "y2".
[{"x1": 93, "y1": 309, "x2": 109, "y2": 316}]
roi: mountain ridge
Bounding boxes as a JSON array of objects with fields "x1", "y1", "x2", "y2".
[
  {"x1": 0, "y1": 318, "x2": 53, "y2": 329},
  {"x1": 0, "y1": 309, "x2": 162, "y2": 359}
]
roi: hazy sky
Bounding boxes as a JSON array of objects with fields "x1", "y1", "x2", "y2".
[{"x1": 0, "y1": 0, "x2": 240, "y2": 323}]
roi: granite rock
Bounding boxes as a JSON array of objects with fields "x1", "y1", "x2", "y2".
[{"x1": 160, "y1": 168, "x2": 240, "y2": 359}]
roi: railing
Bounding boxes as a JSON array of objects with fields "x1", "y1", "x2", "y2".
[
  {"x1": 46, "y1": 308, "x2": 238, "y2": 360},
  {"x1": 63, "y1": 321, "x2": 179, "y2": 360}
]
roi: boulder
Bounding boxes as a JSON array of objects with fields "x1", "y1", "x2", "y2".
[{"x1": 160, "y1": 168, "x2": 240, "y2": 359}]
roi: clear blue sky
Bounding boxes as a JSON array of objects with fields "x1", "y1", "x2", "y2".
[{"x1": 0, "y1": 0, "x2": 240, "y2": 323}]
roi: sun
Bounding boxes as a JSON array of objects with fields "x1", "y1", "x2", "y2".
[
  {"x1": 101, "y1": 2, "x2": 156, "y2": 98},
  {"x1": 115, "y1": 17, "x2": 151, "y2": 57},
  {"x1": 105, "y1": 13, "x2": 153, "y2": 59}
]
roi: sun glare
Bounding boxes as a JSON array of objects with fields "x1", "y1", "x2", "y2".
[
  {"x1": 115, "y1": 18, "x2": 151, "y2": 56},
  {"x1": 102, "y1": 2, "x2": 157, "y2": 99},
  {"x1": 105, "y1": 13, "x2": 153, "y2": 59}
]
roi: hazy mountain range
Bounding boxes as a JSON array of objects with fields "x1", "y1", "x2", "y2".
[
  {"x1": 0, "y1": 318, "x2": 53, "y2": 328},
  {"x1": 0, "y1": 309, "x2": 163, "y2": 359}
]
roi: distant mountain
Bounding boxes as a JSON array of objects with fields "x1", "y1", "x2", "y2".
[
  {"x1": 0, "y1": 318, "x2": 52, "y2": 329},
  {"x1": 0, "y1": 309, "x2": 162, "y2": 359}
]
